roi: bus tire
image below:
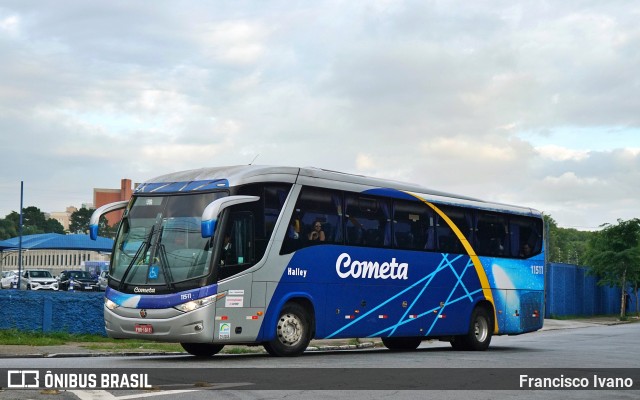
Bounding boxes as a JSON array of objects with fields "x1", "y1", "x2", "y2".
[
  {"x1": 450, "y1": 306, "x2": 493, "y2": 351},
  {"x1": 180, "y1": 343, "x2": 224, "y2": 357},
  {"x1": 263, "y1": 302, "x2": 311, "y2": 357},
  {"x1": 381, "y1": 337, "x2": 422, "y2": 351}
]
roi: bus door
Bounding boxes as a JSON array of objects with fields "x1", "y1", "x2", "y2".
[{"x1": 213, "y1": 211, "x2": 264, "y2": 342}]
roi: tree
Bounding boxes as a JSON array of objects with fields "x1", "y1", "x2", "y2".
[
  {"x1": 0, "y1": 219, "x2": 17, "y2": 240},
  {"x1": 69, "y1": 207, "x2": 117, "y2": 238},
  {"x1": 69, "y1": 208, "x2": 94, "y2": 234},
  {"x1": 2, "y1": 207, "x2": 65, "y2": 237},
  {"x1": 544, "y1": 215, "x2": 594, "y2": 264},
  {"x1": 44, "y1": 218, "x2": 65, "y2": 234},
  {"x1": 585, "y1": 218, "x2": 640, "y2": 319}
]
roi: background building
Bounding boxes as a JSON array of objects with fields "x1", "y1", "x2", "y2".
[
  {"x1": 1, "y1": 249, "x2": 110, "y2": 277},
  {"x1": 0, "y1": 233, "x2": 113, "y2": 277},
  {"x1": 49, "y1": 206, "x2": 78, "y2": 231},
  {"x1": 93, "y1": 178, "x2": 133, "y2": 226}
]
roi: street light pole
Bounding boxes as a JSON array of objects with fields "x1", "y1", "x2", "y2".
[{"x1": 17, "y1": 181, "x2": 23, "y2": 290}]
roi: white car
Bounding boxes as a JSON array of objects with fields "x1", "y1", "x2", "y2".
[
  {"x1": 1, "y1": 270, "x2": 19, "y2": 289},
  {"x1": 20, "y1": 270, "x2": 59, "y2": 291},
  {"x1": 98, "y1": 270, "x2": 109, "y2": 290}
]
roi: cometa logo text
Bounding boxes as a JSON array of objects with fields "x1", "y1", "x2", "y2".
[{"x1": 336, "y1": 253, "x2": 408, "y2": 280}]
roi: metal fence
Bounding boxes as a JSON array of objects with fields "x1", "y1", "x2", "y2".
[{"x1": 545, "y1": 262, "x2": 626, "y2": 318}]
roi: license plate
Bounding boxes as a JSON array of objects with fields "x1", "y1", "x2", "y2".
[
  {"x1": 135, "y1": 324, "x2": 153, "y2": 334},
  {"x1": 85, "y1": 286, "x2": 92, "y2": 290}
]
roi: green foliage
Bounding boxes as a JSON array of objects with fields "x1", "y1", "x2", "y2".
[
  {"x1": 0, "y1": 329, "x2": 184, "y2": 352},
  {"x1": 69, "y1": 207, "x2": 117, "y2": 238},
  {"x1": 0, "y1": 206, "x2": 71, "y2": 238},
  {"x1": 45, "y1": 218, "x2": 65, "y2": 234},
  {"x1": 0, "y1": 219, "x2": 17, "y2": 240},
  {"x1": 586, "y1": 219, "x2": 640, "y2": 286},
  {"x1": 69, "y1": 207, "x2": 93, "y2": 234},
  {"x1": 544, "y1": 214, "x2": 594, "y2": 264},
  {"x1": 0, "y1": 329, "x2": 112, "y2": 346},
  {"x1": 585, "y1": 218, "x2": 640, "y2": 318}
]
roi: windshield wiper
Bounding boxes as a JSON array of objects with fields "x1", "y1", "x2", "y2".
[
  {"x1": 118, "y1": 224, "x2": 156, "y2": 291},
  {"x1": 156, "y1": 242, "x2": 176, "y2": 290},
  {"x1": 149, "y1": 225, "x2": 176, "y2": 290}
]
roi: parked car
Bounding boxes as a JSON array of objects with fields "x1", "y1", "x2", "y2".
[
  {"x1": 58, "y1": 270, "x2": 100, "y2": 291},
  {"x1": 20, "y1": 270, "x2": 59, "y2": 291},
  {"x1": 98, "y1": 270, "x2": 109, "y2": 290},
  {"x1": 1, "y1": 270, "x2": 19, "y2": 289}
]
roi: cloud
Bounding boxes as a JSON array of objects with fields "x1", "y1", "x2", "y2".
[
  {"x1": 535, "y1": 145, "x2": 590, "y2": 161},
  {"x1": 0, "y1": 1, "x2": 639, "y2": 231}
]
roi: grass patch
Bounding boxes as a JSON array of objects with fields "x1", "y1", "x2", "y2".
[
  {"x1": 0, "y1": 329, "x2": 112, "y2": 346},
  {"x1": 222, "y1": 346, "x2": 264, "y2": 354},
  {"x1": 0, "y1": 329, "x2": 184, "y2": 352}
]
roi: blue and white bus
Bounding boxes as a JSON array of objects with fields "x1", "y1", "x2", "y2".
[{"x1": 90, "y1": 165, "x2": 545, "y2": 357}]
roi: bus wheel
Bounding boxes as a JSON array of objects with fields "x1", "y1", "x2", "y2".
[
  {"x1": 180, "y1": 343, "x2": 224, "y2": 357},
  {"x1": 381, "y1": 337, "x2": 422, "y2": 351},
  {"x1": 450, "y1": 306, "x2": 493, "y2": 351},
  {"x1": 264, "y1": 303, "x2": 311, "y2": 357}
]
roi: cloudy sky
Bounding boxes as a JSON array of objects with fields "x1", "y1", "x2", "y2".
[{"x1": 1, "y1": 1, "x2": 638, "y2": 230}]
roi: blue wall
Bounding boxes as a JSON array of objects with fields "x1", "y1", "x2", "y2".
[
  {"x1": 545, "y1": 262, "x2": 626, "y2": 318},
  {"x1": 0, "y1": 263, "x2": 632, "y2": 334},
  {"x1": 0, "y1": 290, "x2": 105, "y2": 335}
]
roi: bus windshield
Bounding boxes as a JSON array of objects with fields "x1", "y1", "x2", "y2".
[{"x1": 111, "y1": 191, "x2": 227, "y2": 289}]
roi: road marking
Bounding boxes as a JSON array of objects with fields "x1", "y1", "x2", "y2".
[
  {"x1": 70, "y1": 389, "x2": 199, "y2": 400},
  {"x1": 70, "y1": 383, "x2": 253, "y2": 400}
]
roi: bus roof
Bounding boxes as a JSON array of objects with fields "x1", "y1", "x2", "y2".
[{"x1": 136, "y1": 165, "x2": 542, "y2": 217}]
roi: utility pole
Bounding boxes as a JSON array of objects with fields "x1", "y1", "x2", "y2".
[{"x1": 17, "y1": 181, "x2": 23, "y2": 290}]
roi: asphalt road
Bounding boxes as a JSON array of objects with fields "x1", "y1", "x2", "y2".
[{"x1": 1, "y1": 321, "x2": 639, "y2": 399}]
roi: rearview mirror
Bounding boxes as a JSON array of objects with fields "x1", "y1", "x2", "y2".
[
  {"x1": 200, "y1": 195, "x2": 260, "y2": 238},
  {"x1": 89, "y1": 200, "x2": 129, "y2": 240}
]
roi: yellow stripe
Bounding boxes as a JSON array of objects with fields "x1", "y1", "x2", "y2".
[{"x1": 405, "y1": 192, "x2": 498, "y2": 333}]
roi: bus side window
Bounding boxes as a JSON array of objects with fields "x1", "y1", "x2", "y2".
[
  {"x1": 509, "y1": 216, "x2": 543, "y2": 258},
  {"x1": 345, "y1": 194, "x2": 390, "y2": 248},
  {"x1": 434, "y1": 205, "x2": 472, "y2": 254},
  {"x1": 280, "y1": 187, "x2": 343, "y2": 254},
  {"x1": 476, "y1": 212, "x2": 508, "y2": 257},
  {"x1": 392, "y1": 199, "x2": 435, "y2": 251},
  {"x1": 218, "y1": 211, "x2": 255, "y2": 280}
]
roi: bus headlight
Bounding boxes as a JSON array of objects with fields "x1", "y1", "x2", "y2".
[
  {"x1": 174, "y1": 294, "x2": 221, "y2": 313},
  {"x1": 104, "y1": 298, "x2": 119, "y2": 310}
]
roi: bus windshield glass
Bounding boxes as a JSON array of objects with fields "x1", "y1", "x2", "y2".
[{"x1": 111, "y1": 191, "x2": 227, "y2": 288}]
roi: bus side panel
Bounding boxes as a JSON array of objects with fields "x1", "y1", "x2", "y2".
[
  {"x1": 262, "y1": 245, "x2": 487, "y2": 341},
  {"x1": 481, "y1": 256, "x2": 545, "y2": 335},
  {"x1": 321, "y1": 282, "x2": 482, "y2": 339},
  {"x1": 501, "y1": 290, "x2": 544, "y2": 334}
]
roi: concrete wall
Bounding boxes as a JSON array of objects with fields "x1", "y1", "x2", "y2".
[{"x1": 0, "y1": 290, "x2": 105, "y2": 335}]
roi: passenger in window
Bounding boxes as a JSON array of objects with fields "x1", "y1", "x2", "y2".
[
  {"x1": 308, "y1": 221, "x2": 326, "y2": 241},
  {"x1": 288, "y1": 218, "x2": 301, "y2": 239},
  {"x1": 221, "y1": 234, "x2": 235, "y2": 265},
  {"x1": 520, "y1": 243, "x2": 532, "y2": 258}
]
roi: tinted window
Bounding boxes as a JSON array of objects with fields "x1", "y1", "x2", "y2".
[
  {"x1": 476, "y1": 212, "x2": 509, "y2": 257},
  {"x1": 345, "y1": 194, "x2": 391, "y2": 248},
  {"x1": 509, "y1": 216, "x2": 543, "y2": 258},
  {"x1": 392, "y1": 200, "x2": 436, "y2": 251},
  {"x1": 281, "y1": 187, "x2": 343, "y2": 254},
  {"x1": 435, "y1": 205, "x2": 473, "y2": 254}
]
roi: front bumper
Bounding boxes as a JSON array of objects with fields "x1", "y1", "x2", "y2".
[
  {"x1": 30, "y1": 282, "x2": 59, "y2": 290},
  {"x1": 104, "y1": 303, "x2": 216, "y2": 343}
]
